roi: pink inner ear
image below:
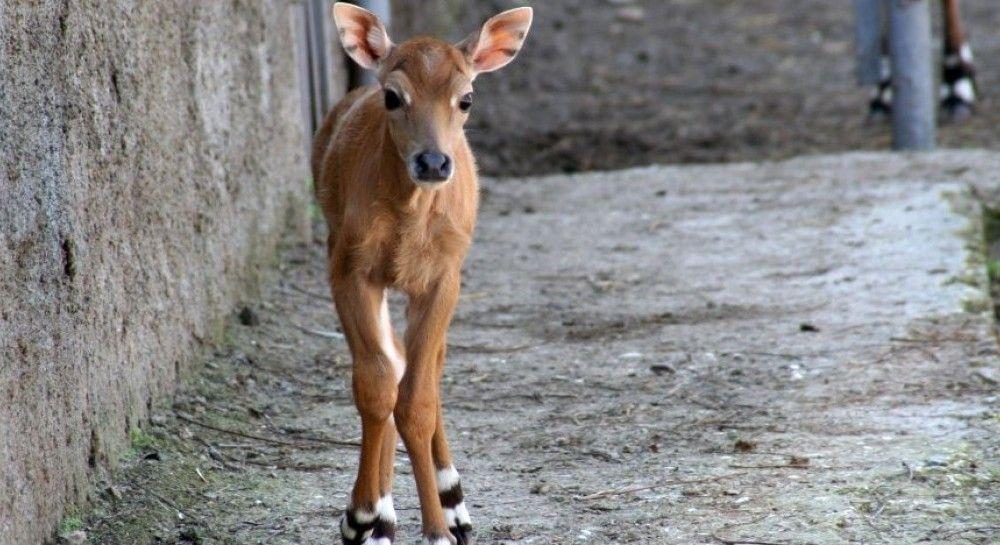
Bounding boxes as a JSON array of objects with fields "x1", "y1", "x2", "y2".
[
  {"x1": 473, "y1": 27, "x2": 523, "y2": 71},
  {"x1": 352, "y1": 31, "x2": 379, "y2": 65},
  {"x1": 335, "y1": 6, "x2": 390, "y2": 68},
  {"x1": 474, "y1": 48, "x2": 513, "y2": 70}
]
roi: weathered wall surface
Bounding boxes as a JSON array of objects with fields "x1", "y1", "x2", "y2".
[{"x1": 0, "y1": 3, "x2": 316, "y2": 543}]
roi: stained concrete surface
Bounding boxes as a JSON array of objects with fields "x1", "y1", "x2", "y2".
[{"x1": 82, "y1": 152, "x2": 998, "y2": 544}]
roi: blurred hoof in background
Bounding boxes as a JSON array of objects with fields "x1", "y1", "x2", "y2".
[
  {"x1": 941, "y1": 97, "x2": 974, "y2": 124},
  {"x1": 866, "y1": 101, "x2": 891, "y2": 125}
]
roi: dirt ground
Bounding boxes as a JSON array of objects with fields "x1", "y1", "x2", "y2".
[
  {"x1": 441, "y1": 0, "x2": 1000, "y2": 177},
  {"x1": 67, "y1": 2, "x2": 1000, "y2": 543},
  {"x1": 76, "y1": 152, "x2": 999, "y2": 545}
]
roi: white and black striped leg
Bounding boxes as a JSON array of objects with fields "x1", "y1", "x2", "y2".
[
  {"x1": 941, "y1": 43, "x2": 976, "y2": 121},
  {"x1": 368, "y1": 495, "x2": 397, "y2": 544},
  {"x1": 437, "y1": 466, "x2": 473, "y2": 545},
  {"x1": 868, "y1": 56, "x2": 892, "y2": 122},
  {"x1": 340, "y1": 496, "x2": 397, "y2": 545},
  {"x1": 340, "y1": 503, "x2": 376, "y2": 545}
]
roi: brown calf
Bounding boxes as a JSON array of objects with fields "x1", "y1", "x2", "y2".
[{"x1": 311, "y1": 4, "x2": 533, "y2": 544}]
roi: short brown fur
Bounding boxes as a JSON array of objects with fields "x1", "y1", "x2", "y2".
[
  {"x1": 313, "y1": 46, "x2": 476, "y2": 536},
  {"x1": 315, "y1": 6, "x2": 532, "y2": 542}
]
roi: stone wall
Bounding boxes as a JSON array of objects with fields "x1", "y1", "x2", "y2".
[{"x1": 0, "y1": 3, "x2": 324, "y2": 543}]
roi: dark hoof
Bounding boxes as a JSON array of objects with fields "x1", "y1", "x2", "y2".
[
  {"x1": 422, "y1": 534, "x2": 457, "y2": 545},
  {"x1": 450, "y1": 523, "x2": 475, "y2": 545},
  {"x1": 866, "y1": 99, "x2": 891, "y2": 124},
  {"x1": 942, "y1": 99, "x2": 974, "y2": 124},
  {"x1": 367, "y1": 517, "x2": 396, "y2": 544},
  {"x1": 340, "y1": 510, "x2": 375, "y2": 545},
  {"x1": 865, "y1": 109, "x2": 890, "y2": 126},
  {"x1": 437, "y1": 467, "x2": 472, "y2": 545}
]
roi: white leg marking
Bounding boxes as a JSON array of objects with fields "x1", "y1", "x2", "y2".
[
  {"x1": 341, "y1": 506, "x2": 376, "y2": 542},
  {"x1": 946, "y1": 44, "x2": 975, "y2": 68},
  {"x1": 341, "y1": 515, "x2": 357, "y2": 540},
  {"x1": 436, "y1": 465, "x2": 461, "y2": 491},
  {"x1": 960, "y1": 43, "x2": 974, "y2": 63},
  {"x1": 352, "y1": 505, "x2": 378, "y2": 524},
  {"x1": 953, "y1": 78, "x2": 976, "y2": 102},
  {"x1": 364, "y1": 538, "x2": 392, "y2": 545},
  {"x1": 378, "y1": 293, "x2": 405, "y2": 383},
  {"x1": 375, "y1": 494, "x2": 397, "y2": 524},
  {"x1": 444, "y1": 501, "x2": 472, "y2": 527},
  {"x1": 422, "y1": 538, "x2": 453, "y2": 545}
]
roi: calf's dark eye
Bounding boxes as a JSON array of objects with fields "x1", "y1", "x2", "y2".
[
  {"x1": 384, "y1": 89, "x2": 403, "y2": 110},
  {"x1": 458, "y1": 93, "x2": 473, "y2": 112}
]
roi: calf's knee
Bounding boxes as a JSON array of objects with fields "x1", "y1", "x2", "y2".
[{"x1": 393, "y1": 391, "x2": 436, "y2": 443}]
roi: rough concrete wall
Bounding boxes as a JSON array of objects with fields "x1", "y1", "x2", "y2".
[{"x1": 0, "y1": 3, "x2": 315, "y2": 544}]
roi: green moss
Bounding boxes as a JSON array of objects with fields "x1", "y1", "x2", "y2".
[
  {"x1": 981, "y1": 202, "x2": 1000, "y2": 318},
  {"x1": 57, "y1": 514, "x2": 84, "y2": 535},
  {"x1": 962, "y1": 297, "x2": 991, "y2": 314},
  {"x1": 981, "y1": 203, "x2": 1000, "y2": 244},
  {"x1": 987, "y1": 259, "x2": 1000, "y2": 284},
  {"x1": 129, "y1": 427, "x2": 156, "y2": 450}
]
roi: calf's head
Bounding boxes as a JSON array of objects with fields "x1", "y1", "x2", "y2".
[{"x1": 333, "y1": 3, "x2": 533, "y2": 186}]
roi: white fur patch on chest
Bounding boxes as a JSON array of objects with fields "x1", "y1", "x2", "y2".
[{"x1": 378, "y1": 293, "x2": 405, "y2": 382}]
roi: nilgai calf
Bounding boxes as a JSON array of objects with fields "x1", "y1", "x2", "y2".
[{"x1": 311, "y1": 4, "x2": 533, "y2": 544}]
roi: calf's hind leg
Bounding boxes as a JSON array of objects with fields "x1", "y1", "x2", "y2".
[
  {"x1": 397, "y1": 279, "x2": 461, "y2": 544},
  {"x1": 941, "y1": 0, "x2": 977, "y2": 120}
]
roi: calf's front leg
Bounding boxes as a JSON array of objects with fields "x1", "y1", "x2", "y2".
[
  {"x1": 397, "y1": 276, "x2": 461, "y2": 545},
  {"x1": 431, "y1": 348, "x2": 474, "y2": 544},
  {"x1": 332, "y1": 276, "x2": 400, "y2": 544}
]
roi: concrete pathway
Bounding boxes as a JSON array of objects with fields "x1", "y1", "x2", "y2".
[{"x1": 82, "y1": 152, "x2": 999, "y2": 545}]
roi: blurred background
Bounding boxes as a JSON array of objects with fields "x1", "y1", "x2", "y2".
[{"x1": 396, "y1": 0, "x2": 999, "y2": 176}]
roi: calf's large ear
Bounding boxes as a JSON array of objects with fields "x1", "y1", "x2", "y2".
[
  {"x1": 332, "y1": 2, "x2": 394, "y2": 70},
  {"x1": 458, "y1": 7, "x2": 533, "y2": 76}
]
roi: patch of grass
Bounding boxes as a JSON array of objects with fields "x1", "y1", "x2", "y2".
[
  {"x1": 988, "y1": 259, "x2": 1000, "y2": 284},
  {"x1": 304, "y1": 176, "x2": 322, "y2": 220},
  {"x1": 979, "y1": 202, "x2": 1000, "y2": 318},
  {"x1": 963, "y1": 296, "x2": 992, "y2": 314},
  {"x1": 981, "y1": 203, "x2": 1000, "y2": 244},
  {"x1": 57, "y1": 514, "x2": 84, "y2": 535},
  {"x1": 117, "y1": 446, "x2": 140, "y2": 463},
  {"x1": 113, "y1": 426, "x2": 159, "y2": 462},
  {"x1": 129, "y1": 427, "x2": 155, "y2": 450}
]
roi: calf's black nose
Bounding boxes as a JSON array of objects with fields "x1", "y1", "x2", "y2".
[{"x1": 414, "y1": 151, "x2": 452, "y2": 182}]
